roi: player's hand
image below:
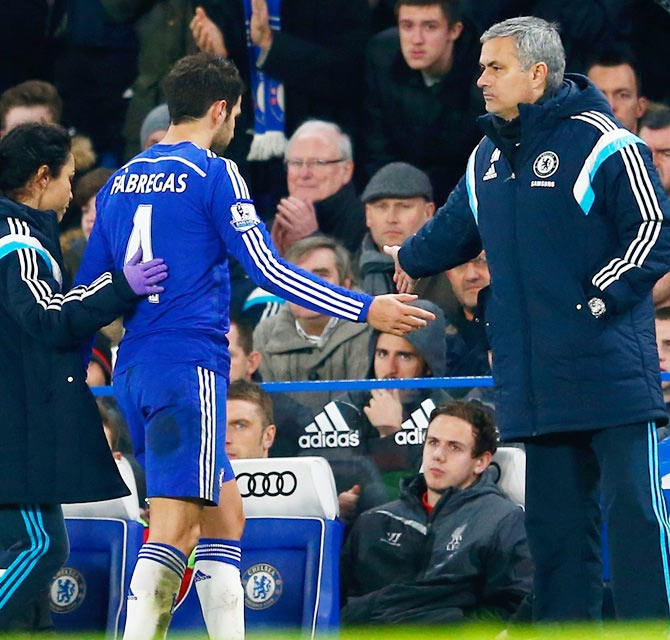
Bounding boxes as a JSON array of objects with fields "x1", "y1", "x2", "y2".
[
  {"x1": 250, "y1": 0, "x2": 273, "y2": 51},
  {"x1": 338, "y1": 484, "x2": 361, "y2": 522},
  {"x1": 366, "y1": 293, "x2": 434, "y2": 336},
  {"x1": 275, "y1": 197, "x2": 318, "y2": 245},
  {"x1": 190, "y1": 6, "x2": 228, "y2": 56},
  {"x1": 364, "y1": 389, "x2": 403, "y2": 437},
  {"x1": 383, "y1": 244, "x2": 416, "y2": 294},
  {"x1": 123, "y1": 248, "x2": 168, "y2": 296}
]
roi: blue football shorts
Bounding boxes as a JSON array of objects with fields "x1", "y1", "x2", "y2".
[{"x1": 114, "y1": 362, "x2": 235, "y2": 505}]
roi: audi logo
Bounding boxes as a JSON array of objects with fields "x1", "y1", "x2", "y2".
[{"x1": 236, "y1": 471, "x2": 298, "y2": 497}]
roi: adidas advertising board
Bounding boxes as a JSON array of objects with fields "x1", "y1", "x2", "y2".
[
  {"x1": 299, "y1": 398, "x2": 436, "y2": 449},
  {"x1": 299, "y1": 401, "x2": 360, "y2": 448},
  {"x1": 393, "y1": 398, "x2": 436, "y2": 445}
]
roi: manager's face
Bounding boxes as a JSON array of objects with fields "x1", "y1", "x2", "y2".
[{"x1": 477, "y1": 36, "x2": 538, "y2": 121}]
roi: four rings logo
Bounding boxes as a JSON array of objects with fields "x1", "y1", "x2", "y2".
[{"x1": 236, "y1": 471, "x2": 297, "y2": 498}]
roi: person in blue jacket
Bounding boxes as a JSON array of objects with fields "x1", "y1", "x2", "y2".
[{"x1": 386, "y1": 16, "x2": 670, "y2": 622}]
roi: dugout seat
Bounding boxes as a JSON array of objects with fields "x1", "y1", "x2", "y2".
[
  {"x1": 490, "y1": 446, "x2": 526, "y2": 507},
  {"x1": 169, "y1": 456, "x2": 343, "y2": 638},
  {"x1": 50, "y1": 517, "x2": 145, "y2": 637}
]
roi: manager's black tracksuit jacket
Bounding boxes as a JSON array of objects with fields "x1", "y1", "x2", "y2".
[{"x1": 399, "y1": 75, "x2": 670, "y2": 621}]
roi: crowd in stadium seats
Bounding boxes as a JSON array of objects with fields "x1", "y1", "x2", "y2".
[{"x1": 3, "y1": 0, "x2": 670, "y2": 630}]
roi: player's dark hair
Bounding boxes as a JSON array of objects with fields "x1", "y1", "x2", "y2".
[
  {"x1": 230, "y1": 316, "x2": 254, "y2": 356},
  {"x1": 163, "y1": 53, "x2": 245, "y2": 124},
  {"x1": 0, "y1": 123, "x2": 71, "y2": 200},
  {"x1": 0, "y1": 80, "x2": 62, "y2": 130},
  {"x1": 586, "y1": 46, "x2": 643, "y2": 97},
  {"x1": 429, "y1": 400, "x2": 498, "y2": 457},
  {"x1": 228, "y1": 379, "x2": 274, "y2": 429},
  {"x1": 395, "y1": 0, "x2": 463, "y2": 24},
  {"x1": 641, "y1": 106, "x2": 670, "y2": 132}
]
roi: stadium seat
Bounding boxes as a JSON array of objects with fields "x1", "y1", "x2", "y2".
[
  {"x1": 489, "y1": 446, "x2": 526, "y2": 507},
  {"x1": 50, "y1": 517, "x2": 145, "y2": 637},
  {"x1": 170, "y1": 456, "x2": 343, "y2": 638}
]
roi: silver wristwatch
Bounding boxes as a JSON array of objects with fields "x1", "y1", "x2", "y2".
[{"x1": 587, "y1": 297, "x2": 606, "y2": 318}]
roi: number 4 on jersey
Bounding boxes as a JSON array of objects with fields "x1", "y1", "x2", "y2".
[{"x1": 125, "y1": 204, "x2": 159, "y2": 304}]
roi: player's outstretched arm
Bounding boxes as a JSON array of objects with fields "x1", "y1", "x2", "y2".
[{"x1": 366, "y1": 293, "x2": 435, "y2": 336}]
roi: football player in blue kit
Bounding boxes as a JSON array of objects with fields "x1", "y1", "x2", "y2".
[{"x1": 76, "y1": 53, "x2": 434, "y2": 640}]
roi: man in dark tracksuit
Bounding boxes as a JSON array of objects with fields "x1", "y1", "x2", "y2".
[
  {"x1": 340, "y1": 400, "x2": 532, "y2": 624},
  {"x1": 387, "y1": 17, "x2": 670, "y2": 621}
]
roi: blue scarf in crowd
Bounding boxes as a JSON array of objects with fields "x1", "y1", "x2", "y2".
[{"x1": 243, "y1": 0, "x2": 287, "y2": 160}]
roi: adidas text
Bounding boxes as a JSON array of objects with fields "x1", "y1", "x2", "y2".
[
  {"x1": 298, "y1": 431, "x2": 360, "y2": 449},
  {"x1": 394, "y1": 429, "x2": 426, "y2": 446}
]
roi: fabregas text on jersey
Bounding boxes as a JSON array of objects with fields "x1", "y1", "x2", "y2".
[{"x1": 110, "y1": 172, "x2": 189, "y2": 195}]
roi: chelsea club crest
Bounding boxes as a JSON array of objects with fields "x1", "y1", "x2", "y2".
[
  {"x1": 49, "y1": 567, "x2": 87, "y2": 614},
  {"x1": 532, "y1": 151, "x2": 560, "y2": 178},
  {"x1": 242, "y1": 563, "x2": 283, "y2": 610}
]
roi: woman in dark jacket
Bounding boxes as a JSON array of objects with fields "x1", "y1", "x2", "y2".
[{"x1": 0, "y1": 123, "x2": 167, "y2": 630}]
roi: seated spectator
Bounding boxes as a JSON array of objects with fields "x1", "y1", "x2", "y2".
[
  {"x1": 87, "y1": 332, "x2": 113, "y2": 388},
  {"x1": 97, "y1": 397, "x2": 147, "y2": 512},
  {"x1": 639, "y1": 108, "x2": 670, "y2": 308},
  {"x1": 226, "y1": 379, "x2": 276, "y2": 460},
  {"x1": 363, "y1": 0, "x2": 483, "y2": 203},
  {"x1": 140, "y1": 103, "x2": 170, "y2": 150},
  {"x1": 360, "y1": 161, "x2": 458, "y2": 316},
  {"x1": 586, "y1": 48, "x2": 647, "y2": 134},
  {"x1": 271, "y1": 121, "x2": 366, "y2": 255},
  {"x1": 299, "y1": 300, "x2": 451, "y2": 499},
  {"x1": 61, "y1": 167, "x2": 114, "y2": 277},
  {"x1": 253, "y1": 236, "x2": 371, "y2": 414},
  {"x1": 640, "y1": 107, "x2": 670, "y2": 196},
  {"x1": 227, "y1": 317, "x2": 312, "y2": 457},
  {"x1": 0, "y1": 80, "x2": 61, "y2": 136},
  {"x1": 225, "y1": 378, "x2": 387, "y2": 524},
  {"x1": 340, "y1": 400, "x2": 532, "y2": 624},
  {"x1": 444, "y1": 251, "x2": 490, "y2": 376},
  {"x1": 655, "y1": 306, "x2": 670, "y2": 414}
]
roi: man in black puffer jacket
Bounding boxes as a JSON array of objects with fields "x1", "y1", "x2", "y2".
[
  {"x1": 340, "y1": 400, "x2": 532, "y2": 624},
  {"x1": 387, "y1": 16, "x2": 670, "y2": 622}
]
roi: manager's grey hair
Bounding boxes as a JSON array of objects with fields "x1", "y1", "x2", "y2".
[
  {"x1": 285, "y1": 119, "x2": 353, "y2": 162},
  {"x1": 481, "y1": 17, "x2": 566, "y2": 94}
]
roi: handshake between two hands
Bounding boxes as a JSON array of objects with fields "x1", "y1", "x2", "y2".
[{"x1": 364, "y1": 245, "x2": 435, "y2": 337}]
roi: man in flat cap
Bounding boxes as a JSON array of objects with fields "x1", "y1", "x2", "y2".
[{"x1": 359, "y1": 161, "x2": 458, "y2": 317}]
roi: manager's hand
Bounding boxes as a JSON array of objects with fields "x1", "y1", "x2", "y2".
[
  {"x1": 366, "y1": 293, "x2": 435, "y2": 336},
  {"x1": 383, "y1": 244, "x2": 416, "y2": 294}
]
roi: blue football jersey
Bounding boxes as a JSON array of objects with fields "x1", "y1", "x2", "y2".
[{"x1": 76, "y1": 141, "x2": 372, "y2": 375}]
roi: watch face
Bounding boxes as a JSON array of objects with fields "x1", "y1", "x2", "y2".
[{"x1": 588, "y1": 297, "x2": 606, "y2": 317}]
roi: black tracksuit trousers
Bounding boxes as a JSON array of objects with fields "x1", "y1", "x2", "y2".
[
  {"x1": 0, "y1": 504, "x2": 69, "y2": 630},
  {"x1": 525, "y1": 421, "x2": 670, "y2": 621}
]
